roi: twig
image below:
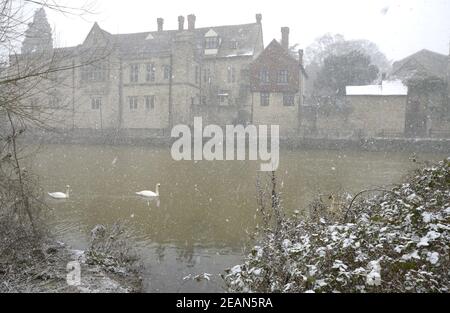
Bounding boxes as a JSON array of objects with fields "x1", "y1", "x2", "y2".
[{"x1": 343, "y1": 188, "x2": 398, "y2": 222}]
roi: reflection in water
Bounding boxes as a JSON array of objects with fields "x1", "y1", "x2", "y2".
[
  {"x1": 136, "y1": 196, "x2": 160, "y2": 209},
  {"x1": 29, "y1": 144, "x2": 444, "y2": 292}
]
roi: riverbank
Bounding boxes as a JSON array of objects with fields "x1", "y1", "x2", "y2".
[
  {"x1": 23, "y1": 129, "x2": 450, "y2": 153},
  {"x1": 0, "y1": 226, "x2": 142, "y2": 293}
]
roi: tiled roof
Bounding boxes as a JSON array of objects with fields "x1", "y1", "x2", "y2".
[
  {"x1": 391, "y1": 49, "x2": 448, "y2": 79},
  {"x1": 104, "y1": 22, "x2": 262, "y2": 59},
  {"x1": 252, "y1": 39, "x2": 307, "y2": 77}
]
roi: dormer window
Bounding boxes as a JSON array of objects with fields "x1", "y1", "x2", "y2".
[
  {"x1": 205, "y1": 37, "x2": 219, "y2": 49},
  {"x1": 204, "y1": 29, "x2": 219, "y2": 55},
  {"x1": 229, "y1": 40, "x2": 238, "y2": 49}
]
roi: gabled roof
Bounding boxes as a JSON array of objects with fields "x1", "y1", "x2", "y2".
[
  {"x1": 252, "y1": 39, "x2": 307, "y2": 77},
  {"x1": 83, "y1": 22, "x2": 113, "y2": 45},
  {"x1": 198, "y1": 23, "x2": 261, "y2": 58},
  {"x1": 204, "y1": 29, "x2": 218, "y2": 37},
  {"x1": 391, "y1": 49, "x2": 448, "y2": 79},
  {"x1": 82, "y1": 21, "x2": 262, "y2": 59},
  {"x1": 255, "y1": 39, "x2": 297, "y2": 61}
]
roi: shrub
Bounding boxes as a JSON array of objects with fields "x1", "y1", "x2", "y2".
[{"x1": 223, "y1": 159, "x2": 450, "y2": 293}]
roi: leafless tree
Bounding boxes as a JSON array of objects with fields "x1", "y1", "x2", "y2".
[{"x1": 0, "y1": 0, "x2": 107, "y2": 245}]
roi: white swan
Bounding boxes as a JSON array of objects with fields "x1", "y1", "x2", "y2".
[
  {"x1": 48, "y1": 185, "x2": 70, "y2": 199},
  {"x1": 136, "y1": 183, "x2": 160, "y2": 198}
]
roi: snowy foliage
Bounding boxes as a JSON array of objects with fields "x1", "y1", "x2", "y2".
[{"x1": 223, "y1": 159, "x2": 450, "y2": 293}]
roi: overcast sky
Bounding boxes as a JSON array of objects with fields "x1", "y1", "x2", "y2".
[{"x1": 46, "y1": 0, "x2": 450, "y2": 62}]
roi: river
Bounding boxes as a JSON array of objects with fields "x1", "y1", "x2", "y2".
[{"x1": 29, "y1": 144, "x2": 445, "y2": 292}]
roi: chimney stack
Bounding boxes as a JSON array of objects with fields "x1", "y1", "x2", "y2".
[
  {"x1": 187, "y1": 14, "x2": 196, "y2": 30},
  {"x1": 281, "y1": 27, "x2": 289, "y2": 50},
  {"x1": 157, "y1": 18, "x2": 164, "y2": 32},
  {"x1": 256, "y1": 13, "x2": 262, "y2": 24},
  {"x1": 298, "y1": 49, "x2": 303, "y2": 66},
  {"x1": 178, "y1": 16, "x2": 185, "y2": 31}
]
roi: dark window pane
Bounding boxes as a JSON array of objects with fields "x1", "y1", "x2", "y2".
[
  {"x1": 283, "y1": 93, "x2": 295, "y2": 106},
  {"x1": 260, "y1": 92, "x2": 270, "y2": 106},
  {"x1": 260, "y1": 69, "x2": 269, "y2": 83},
  {"x1": 278, "y1": 70, "x2": 288, "y2": 84}
]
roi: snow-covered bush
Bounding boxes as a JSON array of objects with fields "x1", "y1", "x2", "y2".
[{"x1": 223, "y1": 159, "x2": 450, "y2": 293}]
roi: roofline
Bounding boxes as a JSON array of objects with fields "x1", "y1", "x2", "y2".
[
  {"x1": 415, "y1": 48, "x2": 447, "y2": 58},
  {"x1": 110, "y1": 22, "x2": 259, "y2": 37},
  {"x1": 256, "y1": 39, "x2": 299, "y2": 62},
  {"x1": 391, "y1": 58, "x2": 428, "y2": 75},
  {"x1": 394, "y1": 48, "x2": 448, "y2": 65},
  {"x1": 251, "y1": 38, "x2": 309, "y2": 78}
]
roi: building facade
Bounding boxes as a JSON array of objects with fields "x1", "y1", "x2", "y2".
[
  {"x1": 390, "y1": 48, "x2": 450, "y2": 137},
  {"x1": 16, "y1": 13, "x2": 267, "y2": 136},
  {"x1": 249, "y1": 32, "x2": 307, "y2": 136},
  {"x1": 298, "y1": 81, "x2": 407, "y2": 139},
  {"x1": 16, "y1": 10, "x2": 447, "y2": 140}
]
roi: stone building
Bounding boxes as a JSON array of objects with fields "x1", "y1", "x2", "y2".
[
  {"x1": 297, "y1": 47, "x2": 450, "y2": 140},
  {"x1": 391, "y1": 49, "x2": 448, "y2": 81},
  {"x1": 298, "y1": 80, "x2": 407, "y2": 139},
  {"x1": 16, "y1": 12, "x2": 266, "y2": 136},
  {"x1": 391, "y1": 49, "x2": 450, "y2": 137},
  {"x1": 18, "y1": 9, "x2": 446, "y2": 140},
  {"x1": 344, "y1": 80, "x2": 407, "y2": 138}
]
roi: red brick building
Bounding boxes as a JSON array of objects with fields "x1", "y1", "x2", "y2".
[{"x1": 248, "y1": 28, "x2": 307, "y2": 135}]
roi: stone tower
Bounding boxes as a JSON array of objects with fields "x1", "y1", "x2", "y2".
[{"x1": 170, "y1": 24, "x2": 199, "y2": 127}]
